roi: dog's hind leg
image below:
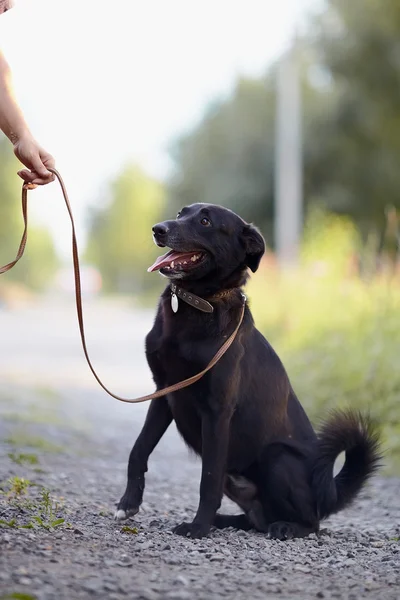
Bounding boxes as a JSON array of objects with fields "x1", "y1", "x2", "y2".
[
  {"x1": 114, "y1": 398, "x2": 172, "y2": 521},
  {"x1": 258, "y1": 442, "x2": 320, "y2": 540},
  {"x1": 266, "y1": 521, "x2": 316, "y2": 540},
  {"x1": 213, "y1": 513, "x2": 253, "y2": 531}
]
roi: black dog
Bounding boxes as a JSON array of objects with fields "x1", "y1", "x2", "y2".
[{"x1": 115, "y1": 203, "x2": 381, "y2": 539}]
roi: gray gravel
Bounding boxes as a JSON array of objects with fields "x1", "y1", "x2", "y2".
[{"x1": 0, "y1": 299, "x2": 399, "y2": 600}]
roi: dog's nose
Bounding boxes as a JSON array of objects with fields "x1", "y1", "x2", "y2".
[{"x1": 152, "y1": 223, "x2": 169, "y2": 237}]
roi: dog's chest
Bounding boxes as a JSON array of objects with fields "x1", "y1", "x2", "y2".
[
  {"x1": 157, "y1": 334, "x2": 215, "y2": 409},
  {"x1": 159, "y1": 335, "x2": 211, "y2": 370},
  {"x1": 157, "y1": 323, "x2": 219, "y2": 448},
  {"x1": 158, "y1": 309, "x2": 220, "y2": 378},
  {"x1": 158, "y1": 337, "x2": 207, "y2": 452}
]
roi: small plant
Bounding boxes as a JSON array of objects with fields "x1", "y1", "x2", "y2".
[
  {"x1": 41, "y1": 488, "x2": 52, "y2": 515},
  {"x1": 121, "y1": 525, "x2": 138, "y2": 534},
  {"x1": 8, "y1": 452, "x2": 39, "y2": 466},
  {"x1": 0, "y1": 483, "x2": 68, "y2": 531},
  {"x1": 0, "y1": 518, "x2": 17, "y2": 528},
  {"x1": 0, "y1": 478, "x2": 36, "y2": 511},
  {"x1": 26, "y1": 488, "x2": 65, "y2": 530},
  {"x1": 29, "y1": 515, "x2": 65, "y2": 530},
  {"x1": 6, "y1": 477, "x2": 32, "y2": 498}
]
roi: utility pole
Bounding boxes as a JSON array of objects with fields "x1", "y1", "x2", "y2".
[{"x1": 274, "y1": 38, "x2": 302, "y2": 267}]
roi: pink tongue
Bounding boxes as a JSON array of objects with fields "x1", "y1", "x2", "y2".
[{"x1": 147, "y1": 250, "x2": 196, "y2": 272}]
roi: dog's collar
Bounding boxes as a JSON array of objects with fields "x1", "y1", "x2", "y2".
[
  {"x1": 170, "y1": 284, "x2": 214, "y2": 313},
  {"x1": 169, "y1": 285, "x2": 245, "y2": 314}
]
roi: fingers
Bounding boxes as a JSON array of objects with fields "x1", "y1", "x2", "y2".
[
  {"x1": 28, "y1": 150, "x2": 55, "y2": 181},
  {"x1": 17, "y1": 153, "x2": 55, "y2": 185},
  {"x1": 35, "y1": 151, "x2": 56, "y2": 184},
  {"x1": 31, "y1": 176, "x2": 54, "y2": 185},
  {"x1": 17, "y1": 168, "x2": 54, "y2": 187},
  {"x1": 18, "y1": 169, "x2": 36, "y2": 183},
  {"x1": 14, "y1": 136, "x2": 56, "y2": 186},
  {"x1": 42, "y1": 152, "x2": 56, "y2": 171}
]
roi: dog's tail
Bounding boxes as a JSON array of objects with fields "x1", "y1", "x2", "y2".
[{"x1": 311, "y1": 409, "x2": 382, "y2": 519}]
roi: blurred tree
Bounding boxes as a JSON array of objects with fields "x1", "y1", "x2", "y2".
[
  {"x1": 0, "y1": 136, "x2": 23, "y2": 258},
  {"x1": 168, "y1": 0, "x2": 400, "y2": 244},
  {"x1": 0, "y1": 136, "x2": 59, "y2": 291},
  {"x1": 86, "y1": 165, "x2": 165, "y2": 294},
  {"x1": 310, "y1": 0, "x2": 400, "y2": 235},
  {"x1": 168, "y1": 78, "x2": 276, "y2": 241}
]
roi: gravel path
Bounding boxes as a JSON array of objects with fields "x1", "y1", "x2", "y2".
[{"x1": 0, "y1": 299, "x2": 399, "y2": 600}]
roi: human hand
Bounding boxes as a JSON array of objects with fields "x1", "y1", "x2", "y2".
[{"x1": 13, "y1": 133, "x2": 55, "y2": 187}]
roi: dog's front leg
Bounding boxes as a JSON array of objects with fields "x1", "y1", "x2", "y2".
[
  {"x1": 115, "y1": 397, "x2": 172, "y2": 521},
  {"x1": 174, "y1": 407, "x2": 231, "y2": 539},
  {"x1": 115, "y1": 315, "x2": 171, "y2": 521}
]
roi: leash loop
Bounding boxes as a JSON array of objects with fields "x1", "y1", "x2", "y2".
[{"x1": 0, "y1": 168, "x2": 245, "y2": 403}]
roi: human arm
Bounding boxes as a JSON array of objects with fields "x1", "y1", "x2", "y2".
[{"x1": 0, "y1": 49, "x2": 55, "y2": 185}]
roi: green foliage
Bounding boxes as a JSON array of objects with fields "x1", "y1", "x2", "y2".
[
  {"x1": 86, "y1": 164, "x2": 166, "y2": 294},
  {"x1": 301, "y1": 205, "x2": 361, "y2": 277},
  {"x1": 0, "y1": 480, "x2": 68, "y2": 531},
  {"x1": 248, "y1": 211, "x2": 400, "y2": 472},
  {"x1": 5, "y1": 476, "x2": 32, "y2": 497},
  {"x1": 0, "y1": 135, "x2": 59, "y2": 291},
  {"x1": 25, "y1": 488, "x2": 66, "y2": 530},
  {"x1": 168, "y1": 0, "x2": 400, "y2": 242},
  {"x1": 0, "y1": 594, "x2": 37, "y2": 600},
  {"x1": 0, "y1": 138, "x2": 22, "y2": 254},
  {"x1": 5, "y1": 434, "x2": 63, "y2": 454},
  {"x1": 169, "y1": 78, "x2": 276, "y2": 238},
  {"x1": 0, "y1": 518, "x2": 17, "y2": 528},
  {"x1": 308, "y1": 0, "x2": 400, "y2": 234},
  {"x1": 121, "y1": 525, "x2": 138, "y2": 534},
  {"x1": 6, "y1": 225, "x2": 59, "y2": 291}
]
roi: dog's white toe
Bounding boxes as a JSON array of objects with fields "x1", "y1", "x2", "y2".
[
  {"x1": 114, "y1": 507, "x2": 139, "y2": 521},
  {"x1": 114, "y1": 509, "x2": 128, "y2": 521}
]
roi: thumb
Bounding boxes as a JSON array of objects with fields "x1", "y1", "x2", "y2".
[{"x1": 29, "y1": 152, "x2": 52, "y2": 178}]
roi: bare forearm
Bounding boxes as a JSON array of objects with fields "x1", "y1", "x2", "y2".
[
  {"x1": 0, "y1": 50, "x2": 30, "y2": 143},
  {"x1": 0, "y1": 49, "x2": 55, "y2": 185}
]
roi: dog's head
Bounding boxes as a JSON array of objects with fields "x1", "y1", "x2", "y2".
[{"x1": 148, "y1": 204, "x2": 265, "y2": 288}]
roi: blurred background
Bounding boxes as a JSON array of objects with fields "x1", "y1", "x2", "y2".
[{"x1": 0, "y1": 0, "x2": 399, "y2": 472}]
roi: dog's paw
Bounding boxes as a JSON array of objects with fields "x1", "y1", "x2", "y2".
[
  {"x1": 173, "y1": 521, "x2": 210, "y2": 539},
  {"x1": 114, "y1": 483, "x2": 144, "y2": 522},
  {"x1": 267, "y1": 521, "x2": 296, "y2": 541},
  {"x1": 114, "y1": 506, "x2": 139, "y2": 521}
]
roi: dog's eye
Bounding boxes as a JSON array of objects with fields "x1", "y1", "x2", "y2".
[
  {"x1": 176, "y1": 211, "x2": 181, "y2": 218},
  {"x1": 200, "y1": 217, "x2": 211, "y2": 227}
]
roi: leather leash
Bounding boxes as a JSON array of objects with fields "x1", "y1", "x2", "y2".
[{"x1": 0, "y1": 168, "x2": 246, "y2": 404}]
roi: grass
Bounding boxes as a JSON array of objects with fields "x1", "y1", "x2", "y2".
[
  {"x1": 0, "y1": 594, "x2": 38, "y2": 600},
  {"x1": 247, "y1": 210, "x2": 400, "y2": 473},
  {"x1": 7, "y1": 453, "x2": 39, "y2": 466},
  {"x1": 0, "y1": 477, "x2": 68, "y2": 531},
  {"x1": 5, "y1": 433, "x2": 63, "y2": 454},
  {"x1": 0, "y1": 385, "x2": 91, "y2": 438},
  {"x1": 0, "y1": 385, "x2": 63, "y2": 427},
  {"x1": 7, "y1": 476, "x2": 33, "y2": 496},
  {"x1": 121, "y1": 525, "x2": 138, "y2": 534}
]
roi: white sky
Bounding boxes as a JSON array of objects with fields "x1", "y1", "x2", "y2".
[{"x1": 0, "y1": 0, "x2": 319, "y2": 259}]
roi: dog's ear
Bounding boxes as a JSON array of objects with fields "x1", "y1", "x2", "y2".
[{"x1": 241, "y1": 224, "x2": 265, "y2": 273}]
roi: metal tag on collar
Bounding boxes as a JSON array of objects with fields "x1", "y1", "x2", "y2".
[
  {"x1": 171, "y1": 292, "x2": 179, "y2": 313},
  {"x1": 171, "y1": 284, "x2": 179, "y2": 313}
]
